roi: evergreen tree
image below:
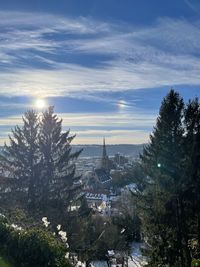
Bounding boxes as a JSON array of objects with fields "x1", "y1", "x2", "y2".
[
  {"x1": 184, "y1": 98, "x2": 200, "y2": 258},
  {"x1": 0, "y1": 110, "x2": 40, "y2": 210},
  {"x1": 140, "y1": 90, "x2": 191, "y2": 266},
  {"x1": 0, "y1": 107, "x2": 82, "y2": 221},
  {"x1": 39, "y1": 106, "x2": 82, "y2": 217}
]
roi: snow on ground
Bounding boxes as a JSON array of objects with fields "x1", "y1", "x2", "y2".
[
  {"x1": 90, "y1": 261, "x2": 108, "y2": 267},
  {"x1": 88, "y1": 242, "x2": 147, "y2": 267},
  {"x1": 128, "y1": 242, "x2": 148, "y2": 267}
]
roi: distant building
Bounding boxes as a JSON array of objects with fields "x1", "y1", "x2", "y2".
[
  {"x1": 94, "y1": 138, "x2": 113, "y2": 188},
  {"x1": 100, "y1": 138, "x2": 114, "y2": 171},
  {"x1": 94, "y1": 169, "x2": 112, "y2": 185},
  {"x1": 84, "y1": 139, "x2": 119, "y2": 214},
  {"x1": 85, "y1": 192, "x2": 107, "y2": 208},
  {"x1": 113, "y1": 153, "x2": 128, "y2": 166}
]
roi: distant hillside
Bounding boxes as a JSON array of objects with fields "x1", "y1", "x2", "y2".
[
  {"x1": 73, "y1": 144, "x2": 145, "y2": 158},
  {"x1": 0, "y1": 144, "x2": 145, "y2": 158}
]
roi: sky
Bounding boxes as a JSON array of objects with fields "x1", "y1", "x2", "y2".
[{"x1": 0, "y1": 0, "x2": 200, "y2": 145}]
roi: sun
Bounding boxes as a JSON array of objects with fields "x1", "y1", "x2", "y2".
[{"x1": 35, "y1": 99, "x2": 46, "y2": 109}]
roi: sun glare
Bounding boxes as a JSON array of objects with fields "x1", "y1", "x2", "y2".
[{"x1": 35, "y1": 99, "x2": 46, "y2": 109}]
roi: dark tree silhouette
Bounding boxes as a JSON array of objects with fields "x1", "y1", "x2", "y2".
[{"x1": 0, "y1": 110, "x2": 40, "y2": 211}]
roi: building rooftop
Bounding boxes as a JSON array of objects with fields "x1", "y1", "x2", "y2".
[{"x1": 95, "y1": 168, "x2": 112, "y2": 184}]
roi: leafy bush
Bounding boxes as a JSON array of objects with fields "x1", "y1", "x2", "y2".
[
  {"x1": 0, "y1": 218, "x2": 71, "y2": 267},
  {"x1": 192, "y1": 259, "x2": 200, "y2": 267},
  {"x1": 0, "y1": 257, "x2": 12, "y2": 267}
]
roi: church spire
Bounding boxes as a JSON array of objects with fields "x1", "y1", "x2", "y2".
[
  {"x1": 101, "y1": 137, "x2": 109, "y2": 170},
  {"x1": 102, "y1": 137, "x2": 107, "y2": 158}
]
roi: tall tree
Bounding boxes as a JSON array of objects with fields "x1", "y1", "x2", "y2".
[
  {"x1": 0, "y1": 107, "x2": 82, "y2": 221},
  {"x1": 184, "y1": 98, "x2": 200, "y2": 257},
  {"x1": 39, "y1": 107, "x2": 82, "y2": 217},
  {"x1": 0, "y1": 110, "x2": 40, "y2": 210},
  {"x1": 140, "y1": 90, "x2": 191, "y2": 266}
]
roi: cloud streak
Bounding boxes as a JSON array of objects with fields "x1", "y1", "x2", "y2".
[
  {"x1": 74, "y1": 129, "x2": 150, "y2": 145},
  {"x1": 0, "y1": 111, "x2": 155, "y2": 145},
  {"x1": 0, "y1": 10, "x2": 200, "y2": 144},
  {"x1": 0, "y1": 12, "x2": 199, "y2": 97}
]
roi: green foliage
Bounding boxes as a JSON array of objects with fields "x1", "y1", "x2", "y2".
[
  {"x1": 111, "y1": 161, "x2": 145, "y2": 190},
  {"x1": 0, "y1": 218, "x2": 71, "y2": 267},
  {"x1": 69, "y1": 214, "x2": 127, "y2": 261},
  {"x1": 39, "y1": 107, "x2": 82, "y2": 215},
  {"x1": 137, "y1": 90, "x2": 200, "y2": 266},
  {"x1": 113, "y1": 190, "x2": 141, "y2": 242},
  {"x1": 192, "y1": 259, "x2": 200, "y2": 267},
  {"x1": 5, "y1": 208, "x2": 35, "y2": 228},
  {"x1": 0, "y1": 258, "x2": 13, "y2": 267},
  {"x1": 113, "y1": 214, "x2": 141, "y2": 242},
  {"x1": 111, "y1": 171, "x2": 132, "y2": 189},
  {"x1": 0, "y1": 107, "x2": 82, "y2": 221},
  {"x1": 0, "y1": 110, "x2": 40, "y2": 210},
  {"x1": 84, "y1": 215, "x2": 126, "y2": 259}
]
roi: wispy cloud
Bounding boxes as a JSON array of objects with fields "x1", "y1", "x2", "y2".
[
  {"x1": 74, "y1": 129, "x2": 149, "y2": 145},
  {"x1": 0, "y1": 116, "x2": 22, "y2": 126},
  {"x1": 0, "y1": 11, "x2": 112, "y2": 33},
  {"x1": 0, "y1": 112, "x2": 156, "y2": 129},
  {"x1": 0, "y1": 59, "x2": 200, "y2": 97},
  {"x1": 0, "y1": 12, "x2": 200, "y2": 97},
  {"x1": 184, "y1": 0, "x2": 200, "y2": 15},
  {"x1": 0, "y1": 11, "x2": 200, "y2": 144},
  {"x1": 60, "y1": 112, "x2": 156, "y2": 128},
  {"x1": 0, "y1": 111, "x2": 155, "y2": 145}
]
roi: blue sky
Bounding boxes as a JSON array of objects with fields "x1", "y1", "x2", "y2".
[{"x1": 0, "y1": 0, "x2": 200, "y2": 144}]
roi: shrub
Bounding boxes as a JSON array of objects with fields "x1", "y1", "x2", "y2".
[
  {"x1": 0, "y1": 218, "x2": 71, "y2": 267},
  {"x1": 192, "y1": 259, "x2": 200, "y2": 267}
]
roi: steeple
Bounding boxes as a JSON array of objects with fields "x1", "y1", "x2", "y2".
[
  {"x1": 101, "y1": 137, "x2": 109, "y2": 170},
  {"x1": 102, "y1": 137, "x2": 107, "y2": 158}
]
